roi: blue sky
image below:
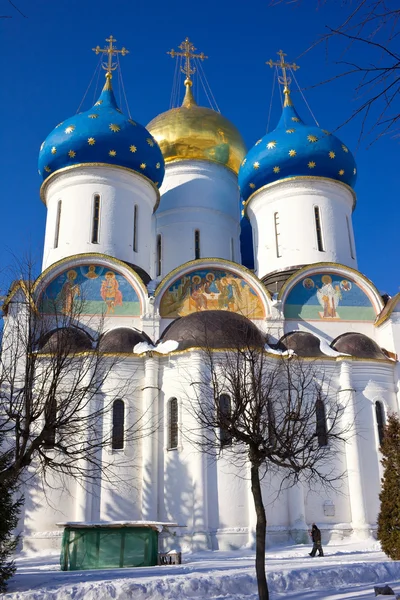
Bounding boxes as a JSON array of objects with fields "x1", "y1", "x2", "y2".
[{"x1": 0, "y1": 0, "x2": 397, "y2": 293}]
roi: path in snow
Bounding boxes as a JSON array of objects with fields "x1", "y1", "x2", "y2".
[{"x1": 4, "y1": 538, "x2": 400, "y2": 600}]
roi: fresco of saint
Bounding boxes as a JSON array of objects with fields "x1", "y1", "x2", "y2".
[
  {"x1": 56, "y1": 270, "x2": 81, "y2": 314},
  {"x1": 100, "y1": 271, "x2": 123, "y2": 314},
  {"x1": 159, "y1": 269, "x2": 264, "y2": 318},
  {"x1": 316, "y1": 275, "x2": 342, "y2": 319}
]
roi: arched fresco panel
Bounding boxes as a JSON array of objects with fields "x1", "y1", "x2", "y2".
[
  {"x1": 40, "y1": 265, "x2": 141, "y2": 316},
  {"x1": 284, "y1": 273, "x2": 376, "y2": 322},
  {"x1": 160, "y1": 268, "x2": 265, "y2": 319}
]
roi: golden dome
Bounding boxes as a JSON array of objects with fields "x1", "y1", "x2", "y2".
[{"x1": 147, "y1": 81, "x2": 246, "y2": 175}]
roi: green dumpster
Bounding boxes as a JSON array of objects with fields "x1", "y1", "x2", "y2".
[{"x1": 60, "y1": 523, "x2": 159, "y2": 570}]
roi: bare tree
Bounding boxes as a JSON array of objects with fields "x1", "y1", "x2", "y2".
[
  {"x1": 0, "y1": 259, "x2": 152, "y2": 488},
  {"x1": 185, "y1": 315, "x2": 349, "y2": 600},
  {"x1": 290, "y1": 0, "x2": 399, "y2": 143}
]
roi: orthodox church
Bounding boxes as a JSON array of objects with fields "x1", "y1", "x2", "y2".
[{"x1": 11, "y1": 37, "x2": 400, "y2": 553}]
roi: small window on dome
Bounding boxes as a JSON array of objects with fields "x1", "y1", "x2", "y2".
[
  {"x1": 195, "y1": 230, "x2": 201, "y2": 260},
  {"x1": 274, "y1": 212, "x2": 281, "y2": 258},
  {"x1": 54, "y1": 200, "x2": 62, "y2": 249},
  {"x1": 314, "y1": 206, "x2": 324, "y2": 252},
  {"x1": 346, "y1": 216, "x2": 354, "y2": 260},
  {"x1": 133, "y1": 205, "x2": 138, "y2": 253},
  {"x1": 91, "y1": 195, "x2": 101, "y2": 244},
  {"x1": 156, "y1": 234, "x2": 162, "y2": 277}
]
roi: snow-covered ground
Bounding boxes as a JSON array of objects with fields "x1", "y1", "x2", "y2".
[{"x1": 4, "y1": 538, "x2": 400, "y2": 600}]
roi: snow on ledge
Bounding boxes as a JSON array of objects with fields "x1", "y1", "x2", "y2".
[{"x1": 133, "y1": 340, "x2": 180, "y2": 354}]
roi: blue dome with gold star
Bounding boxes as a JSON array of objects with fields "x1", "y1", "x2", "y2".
[
  {"x1": 238, "y1": 95, "x2": 357, "y2": 202},
  {"x1": 38, "y1": 75, "x2": 165, "y2": 188}
]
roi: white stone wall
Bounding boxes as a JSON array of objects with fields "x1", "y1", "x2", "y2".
[
  {"x1": 155, "y1": 161, "x2": 241, "y2": 277},
  {"x1": 247, "y1": 179, "x2": 357, "y2": 279},
  {"x1": 41, "y1": 166, "x2": 158, "y2": 275}
]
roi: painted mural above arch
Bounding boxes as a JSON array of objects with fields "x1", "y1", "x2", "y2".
[
  {"x1": 284, "y1": 272, "x2": 377, "y2": 322},
  {"x1": 159, "y1": 267, "x2": 266, "y2": 319},
  {"x1": 39, "y1": 264, "x2": 141, "y2": 316}
]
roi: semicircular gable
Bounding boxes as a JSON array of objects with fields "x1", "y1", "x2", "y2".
[
  {"x1": 35, "y1": 254, "x2": 148, "y2": 317},
  {"x1": 155, "y1": 259, "x2": 270, "y2": 320},
  {"x1": 279, "y1": 264, "x2": 383, "y2": 323}
]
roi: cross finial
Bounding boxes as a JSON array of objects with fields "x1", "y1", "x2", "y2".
[
  {"x1": 92, "y1": 35, "x2": 129, "y2": 81},
  {"x1": 167, "y1": 37, "x2": 208, "y2": 86},
  {"x1": 266, "y1": 50, "x2": 299, "y2": 107}
]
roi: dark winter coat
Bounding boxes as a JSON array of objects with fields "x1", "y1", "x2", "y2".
[{"x1": 311, "y1": 525, "x2": 321, "y2": 543}]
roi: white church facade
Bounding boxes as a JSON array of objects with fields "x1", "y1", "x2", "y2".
[{"x1": 8, "y1": 38, "x2": 400, "y2": 553}]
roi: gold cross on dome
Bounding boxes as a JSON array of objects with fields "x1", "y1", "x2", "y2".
[
  {"x1": 266, "y1": 50, "x2": 299, "y2": 106},
  {"x1": 92, "y1": 36, "x2": 129, "y2": 78},
  {"x1": 167, "y1": 37, "x2": 208, "y2": 83}
]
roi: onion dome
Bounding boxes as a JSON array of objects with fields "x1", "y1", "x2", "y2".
[
  {"x1": 276, "y1": 331, "x2": 325, "y2": 357},
  {"x1": 147, "y1": 80, "x2": 246, "y2": 175},
  {"x1": 38, "y1": 74, "x2": 165, "y2": 188},
  {"x1": 161, "y1": 310, "x2": 265, "y2": 351},
  {"x1": 238, "y1": 88, "x2": 357, "y2": 202}
]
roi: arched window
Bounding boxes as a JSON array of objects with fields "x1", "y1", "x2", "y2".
[
  {"x1": 133, "y1": 205, "x2": 138, "y2": 253},
  {"x1": 194, "y1": 230, "x2": 200, "y2": 259},
  {"x1": 316, "y1": 398, "x2": 328, "y2": 447},
  {"x1": 43, "y1": 397, "x2": 56, "y2": 449},
  {"x1": 219, "y1": 394, "x2": 232, "y2": 447},
  {"x1": 156, "y1": 234, "x2": 162, "y2": 277},
  {"x1": 314, "y1": 206, "x2": 324, "y2": 252},
  {"x1": 167, "y1": 397, "x2": 178, "y2": 450},
  {"x1": 91, "y1": 194, "x2": 101, "y2": 244},
  {"x1": 54, "y1": 200, "x2": 62, "y2": 249},
  {"x1": 112, "y1": 399, "x2": 125, "y2": 450},
  {"x1": 375, "y1": 401, "x2": 385, "y2": 446},
  {"x1": 274, "y1": 212, "x2": 281, "y2": 258}
]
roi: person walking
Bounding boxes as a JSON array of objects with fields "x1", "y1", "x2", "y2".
[{"x1": 309, "y1": 523, "x2": 324, "y2": 557}]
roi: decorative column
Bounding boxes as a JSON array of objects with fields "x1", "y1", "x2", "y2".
[
  {"x1": 75, "y1": 359, "x2": 94, "y2": 522},
  {"x1": 190, "y1": 353, "x2": 210, "y2": 550},
  {"x1": 141, "y1": 354, "x2": 159, "y2": 521},
  {"x1": 339, "y1": 359, "x2": 369, "y2": 536},
  {"x1": 288, "y1": 483, "x2": 308, "y2": 543}
]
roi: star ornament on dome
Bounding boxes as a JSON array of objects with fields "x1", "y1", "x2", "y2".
[
  {"x1": 253, "y1": 162, "x2": 260, "y2": 169},
  {"x1": 291, "y1": 117, "x2": 300, "y2": 122},
  {"x1": 342, "y1": 144, "x2": 349, "y2": 153},
  {"x1": 68, "y1": 150, "x2": 76, "y2": 158},
  {"x1": 65, "y1": 125, "x2": 75, "y2": 134},
  {"x1": 109, "y1": 150, "x2": 117, "y2": 157},
  {"x1": 255, "y1": 139, "x2": 262, "y2": 146},
  {"x1": 307, "y1": 135, "x2": 318, "y2": 143},
  {"x1": 146, "y1": 138, "x2": 155, "y2": 147},
  {"x1": 51, "y1": 147, "x2": 57, "y2": 155},
  {"x1": 286, "y1": 129, "x2": 295, "y2": 134},
  {"x1": 308, "y1": 161, "x2": 316, "y2": 169},
  {"x1": 249, "y1": 183, "x2": 256, "y2": 189},
  {"x1": 88, "y1": 114, "x2": 99, "y2": 119},
  {"x1": 44, "y1": 166, "x2": 51, "y2": 173},
  {"x1": 129, "y1": 145, "x2": 137, "y2": 153},
  {"x1": 339, "y1": 169, "x2": 345, "y2": 175},
  {"x1": 88, "y1": 138, "x2": 96, "y2": 145},
  {"x1": 267, "y1": 140, "x2": 277, "y2": 150},
  {"x1": 109, "y1": 123, "x2": 121, "y2": 133},
  {"x1": 242, "y1": 158, "x2": 247, "y2": 166},
  {"x1": 329, "y1": 151, "x2": 335, "y2": 159},
  {"x1": 156, "y1": 162, "x2": 161, "y2": 169},
  {"x1": 289, "y1": 149, "x2": 296, "y2": 157},
  {"x1": 140, "y1": 163, "x2": 146, "y2": 169},
  {"x1": 273, "y1": 166, "x2": 280, "y2": 173}
]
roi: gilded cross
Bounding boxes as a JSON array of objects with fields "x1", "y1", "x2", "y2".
[
  {"x1": 266, "y1": 50, "x2": 299, "y2": 105},
  {"x1": 92, "y1": 36, "x2": 129, "y2": 77},
  {"x1": 167, "y1": 37, "x2": 208, "y2": 82}
]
